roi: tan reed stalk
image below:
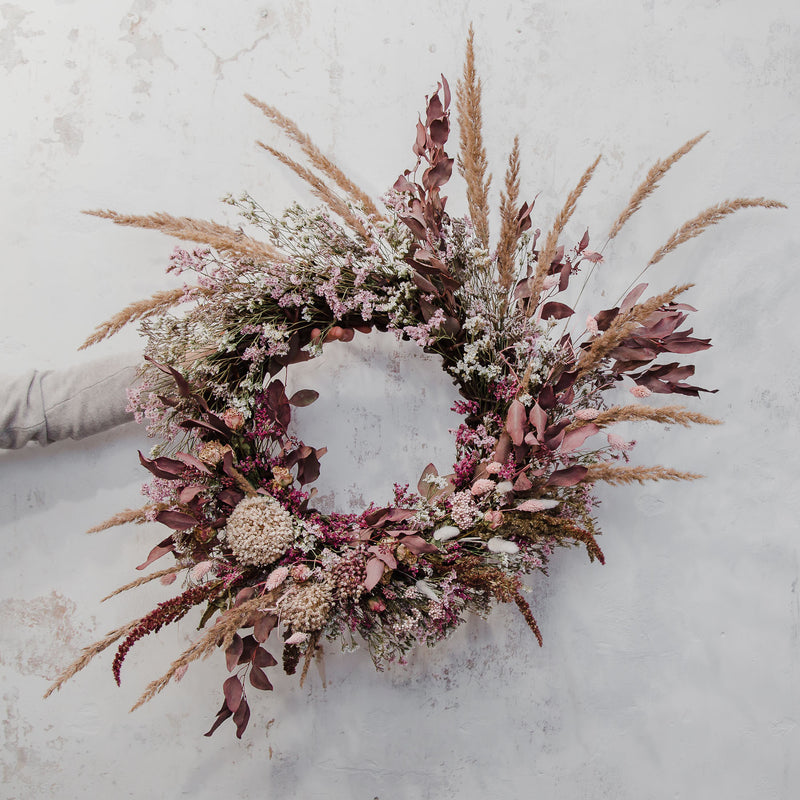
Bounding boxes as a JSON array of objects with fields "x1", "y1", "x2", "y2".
[
  {"x1": 227, "y1": 466, "x2": 258, "y2": 497},
  {"x1": 528, "y1": 154, "x2": 601, "y2": 305},
  {"x1": 100, "y1": 565, "x2": 187, "y2": 603},
  {"x1": 456, "y1": 24, "x2": 491, "y2": 248},
  {"x1": 131, "y1": 593, "x2": 278, "y2": 711},
  {"x1": 513, "y1": 591, "x2": 543, "y2": 646},
  {"x1": 84, "y1": 209, "x2": 285, "y2": 263},
  {"x1": 497, "y1": 136, "x2": 522, "y2": 292},
  {"x1": 585, "y1": 464, "x2": 703, "y2": 485},
  {"x1": 607, "y1": 131, "x2": 708, "y2": 240},
  {"x1": 44, "y1": 618, "x2": 141, "y2": 698},
  {"x1": 575, "y1": 283, "x2": 693, "y2": 377},
  {"x1": 256, "y1": 142, "x2": 370, "y2": 240},
  {"x1": 245, "y1": 94, "x2": 384, "y2": 221},
  {"x1": 79, "y1": 288, "x2": 207, "y2": 350},
  {"x1": 647, "y1": 197, "x2": 786, "y2": 267},
  {"x1": 585, "y1": 404, "x2": 722, "y2": 429},
  {"x1": 86, "y1": 505, "x2": 163, "y2": 533},
  {"x1": 298, "y1": 632, "x2": 320, "y2": 688}
]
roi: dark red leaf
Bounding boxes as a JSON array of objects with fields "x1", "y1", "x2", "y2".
[
  {"x1": 135, "y1": 539, "x2": 175, "y2": 571},
  {"x1": 620, "y1": 283, "x2": 648, "y2": 312},
  {"x1": 253, "y1": 647, "x2": 278, "y2": 668},
  {"x1": 233, "y1": 697, "x2": 250, "y2": 739},
  {"x1": 546, "y1": 465, "x2": 589, "y2": 487},
  {"x1": 178, "y1": 485, "x2": 206, "y2": 504},
  {"x1": 289, "y1": 389, "x2": 319, "y2": 407},
  {"x1": 578, "y1": 229, "x2": 589, "y2": 252},
  {"x1": 249, "y1": 665, "x2": 274, "y2": 691},
  {"x1": 364, "y1": 558, "x2": 385, "y2": 591},
  {"x1": 155, "y1": 510, "x2": 198, "y2": 531},
  {"x1": 429, "y1": 117, "x2": 449, "y2": 145},
  {"x1": 204, "y1": 702, "x2": 233, "y2": 737},
  {"x1": 238, "y1": 635, "x2": 258, "y2": 665},
  {"x1": 217, "y1": 488, "x2": 244, "y2": 508},
  {"x1": 441, "y1": 74, "x2": 451, "y2": 109},
  {"x1": 506, "y1": 400, "x2": 527, "y2": 447},
  {"x1": 561, "y1": 423, "x2": 600, "y2": 453},
  {"x1": 398, "y1": 534, "x2": 438, "y2": 555},
  {"x1": 540, "y1": 302, "x2": 574, "y2": 320},
  {"x1": 253, "y1": 613, "x2": 278, "y2": 643},
  {"x1": 223, "y1": 675, "x2": 243, "y2": 713},
  {"x1": 225, "y1": 635, "x2": 244, "y2": 672},
  {"x1": 234, "y1": 587, "x2": 256, "y2": 606}
]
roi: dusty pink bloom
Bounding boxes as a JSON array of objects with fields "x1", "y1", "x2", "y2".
[
  {"x1": 585, "y1": 315, "x2": 599, "y2": 335},
  {"x1": 160, "y1": 573, "x2": 177, "y2": 586},
  {"x1": 291, "y1": 564, "x2": 312, "y2": 582},
  {"x1": 174, "y1": 665, "x2": 189, "y2": 682},
  {"x1": 285, "y1": 631, "x2": 310, "y2": 645},
  {"x1": 484, "y1": 510, "x2": 504, "y2": 529},
  {"x1": 190, "y1": 560, "x2": 214, "y2": 581},
  {"x1": 629, "y1": 385, "x2": 652, "y2": 398},
  {"x1": 470, "y1": 478, "x2": 495, "y2": 496},
  {"x1": 367, "y1": 598, "x2": 386, "y2": 612},
  {"x1": 485, "y1": 461, "x2": 504, "y2": 475},
  {"x1": 517, "y1": 499, "x2": 547, "y2": 512},
  {"x1": 575, "y1": 408, "x2": 600, "y2": 420},
  {"x1": 542, "y1": 274, "x2": 559, "y2": 290},
  {"x1": 221, "y1": 409, "x2": 245, "y2": 431},
  {"x1": 266, "y1": 566, "x2": 290, "y2": 590},
  {"x1": 607, "y1": 433, "x2": 634, "y2": 452}
]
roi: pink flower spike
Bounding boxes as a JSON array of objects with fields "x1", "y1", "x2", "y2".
[
  {"x1": 470, "y1": 478, "x2": 495, "y2": 496},
  {"x1": 629, "y1": 385, "x2": 652, "y2": 398},
  {"x1": 516, "y1": 499, "x2": 560, "y2": 512},
  {"x1": 607, "y1": 433, "x2": 634, "y2": 452},
  {"x1": 190, "y1": 561, "x2": 214, "y2": 581},
  {"x1": 285, "y1": 632, "x2": 310, "y2": 645},
  {"x1": 586, "y1": 315, "x2": 599, "y2": 335},
  {"x1": 266, "y1": 566, "x2": 290, "y2": 591},
  {"x1": 485, "y1": 461, "x2": 504, "y2": 475},
  {"x1": 575, "y1": 408, "x2": 600, "y2": 420}
]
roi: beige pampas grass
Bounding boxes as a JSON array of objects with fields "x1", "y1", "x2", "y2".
[
  {"x1": 256, "y1": 142, "x2": 370, "y2": 240},
  {"x1": 575, "y1": 283, "x2": 693, "y2": 377},
  {"x1": 607, "y1": 131, "x2": 708, "y2": 240},
  {"x1": 585, "y1": 464, "x2": 703, "y2": 485},
  {"x1": 590, "y1": 404, "x2": 722, "y2": 429},
  {"x1": 456, "y1": 25, "x2": 491, "y2": 248},
  {"x1": 83, "y1": 209, "x2": 284, "y2": 262},
  {"x1": 528, "y1": 154, "x2": 601, "y2": 305},
  {"x1": 647, "y1": 197, "x2": 786, "y2": 267},
  {"x1": 245, "y1": 94, "x2": 383, "y2": 221},
  {"x1": 86, "y1": 505, "x2": 160, "y2": 533},
  {"x1": 497, "y1": 136, "x2": 522, "y2": 292},
  {"x1": 100, "y1": 565, "x2": 187, "y2": 603}
]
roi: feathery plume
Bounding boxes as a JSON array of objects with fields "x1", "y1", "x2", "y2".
[
  {"x1": 528, "y1": 154, "x2": 601, "y2": 305},
  {"x1": 245, "y1": 94, "x2": 384, "y2": 221},
  {"x1": 647, "y1": 197, "x2": 786, "y2": 267},
  {"x1": 586, "y1": 404, "x2": 722, "y2": 429},
  {"x1": 497, "y1": 136, "x2": 522, "y2": 292},
  {"x1": 456, "y1": 25, "x2": 491, "y2": 248},
  {"x1": 608, "y1": 131, "x2": 708, "y2": 240},
  {"x1": 100, "y1": 565, "x2": 187, "y2": 603},
  {"x1": 86, "y1": 505, "x2": 162, "y2": 533},
  {"x1": 585, "y1": 464, "x2": 703, "y2": 485}
]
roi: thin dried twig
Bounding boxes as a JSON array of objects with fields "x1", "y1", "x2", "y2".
[
  {"x1": 456, "y1": 24, "x2": 491, "y2": 248},
  {"x1": 245, "y1": 94, "x2": 384, "y2": 221},
  {"x1": 608, "y1": 132, "x2": 708, "y2": 240}
]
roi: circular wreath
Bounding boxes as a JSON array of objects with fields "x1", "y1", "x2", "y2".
[{"x1": 46, "y1": 34, "x2": 782, "y2": 739}]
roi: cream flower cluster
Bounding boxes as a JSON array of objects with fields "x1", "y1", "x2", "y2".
[
  {"x1": 277, "y1": 582, "x2": 333, "y2": 632},
  {"x1": 225, "y1": 495, "x2": 295, "y2": 567}
]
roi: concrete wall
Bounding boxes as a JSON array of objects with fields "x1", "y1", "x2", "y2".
[{"x1": 2, "y1": 1, "x2": 799, "y2": 797}]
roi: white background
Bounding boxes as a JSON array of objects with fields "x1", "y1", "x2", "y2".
[{"x1": 1, "y1": 1, "x2": 799, "y2": 798}]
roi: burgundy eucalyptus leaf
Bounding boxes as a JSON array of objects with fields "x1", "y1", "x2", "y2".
[
  {"x1": 426, "y1": 92, "x2": 444, "y2": 125},
  {"x1": 178, "y1": 485, "x2": 205, "y2": 504},
  {"x1": 225, "y1": 635, "x2": 244, "y2": 672},
  {"x1": 540, "y1": 302, "x2": 574, "y2": 320},
  {"x1": 253, "y1": 613, "x2": 278, "y2": 643},
  {"x1": 233, "y1": 697, "x2": 250, "y2": 739},
  {"x1": 441, "y1": 74, "x2": 451, "y2": 108},
  {"x1": 138, "y1": 451, "x2": 184, "y2": 481},
  {"x1": 249, "y1": 665, "x2": 274, "y2": 691},
  {"x1": 203, "y1": 702, "x2": 233, "y2": 737},
  {"x1": 238, "y1": 635, "x2": 258, "y2": 665},
  {"x1": 234, "y1": 586, "x2": 256, "y2": 607},
  {"x1": 368, "y1": 545, "x2": 398, "y2": 570},
  {"x1": 546, "y1": 465, "x2": 589, "y2": 487},
  {"x1": 417, "y1": 463, "x2": 438, "y2": 497},
  {"x1": 289, "y1": 389, "x2": 319, "y2": 407},
  {"x1": 174, "y1": 451, "x2": 212, "y2": 474},
  {"x1": 399, "y1": 213, "x2": 428, "y2": 240},
  {"x1": 620, "y1": 283, "x2": 648, "y2": 312},
  {"x1": 561, "y1": 423, "x2": 600, "y2": 453},
  {"x1": 582, "y1": 250, "x2": 603, "y2": 263},
  {"x1": 217, "y1": 488, "x2": 244, "y2": 508},
  {"x1": 224, "y1": 677, "x2": 243, "y2": 713},
  {"x1": 253, "y1": 647, "x2": 278, "y2": 668},
  {"x1": 506, "y1": 400, "x2": 527, "y2": 447},
  {"x1": 135, "y1": 539, "x2": 175, "y2": 571},
  {"x1": 398, "y1": 534, "x2": 438, "y2": 555},
  {"x1": 429, "y1": 117, "x2": 449, "y2": 145},
  {"x1": 578, "y1": 229, "x2": 590, "y2": 252},
  {"x1": 529, "y1": 403, "x2": 548, "y2": 438},
  {"x1": 513, "y1": 473, "x2": 533, "y2": 492},
  {"x1": 155, "y1": 510, "x2": 198, "y2": 530},
  {"x1": 364, "y1": 558, "x2": 386, "y2": 591}
]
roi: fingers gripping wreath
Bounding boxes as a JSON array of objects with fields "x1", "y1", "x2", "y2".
[{"x1": 47, "y1": 31, "x2": 780, "y2": 739}]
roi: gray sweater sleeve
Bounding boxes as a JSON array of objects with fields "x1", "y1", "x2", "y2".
[{"x1": 0, "y1": 354, "x2": 139, "y2": 449}]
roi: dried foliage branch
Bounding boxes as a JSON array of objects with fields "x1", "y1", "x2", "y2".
[
  {"x1": 86, "y1": 504, "x2": 164, "y2": 533},
  {"x1": 528, "y1": 154, "x2": 601, "y2": 304},
  {"x1": 100, "y1": 565, "x2": 188, "y2": 603},
  {"x1": 607, "y1": 131, "x2": 708, "y2": 240},
  {"x1": 588, "y1": 404, "x2": 722, "y2": 429},
  {"x1": 83, "y1": 209, "x2": 285, "y2": 262},
  {"x1": 512, "y1": 591, "x2": 543, "y2": 646},
  {"x1": 44, "y1": 618, "x2": 140, "y2": 698},
  {"x1": 497, "y1": 136, "x2": 522, "y2": 292},
  {"x1": 298, "y1": 632, "x2": 320, "y2": 688},
  {"x1": 647, "y1": 197, "x2": 786, "y2": 267},
  {"x1": 257, "y1": 143, "x2": 370, "y2": 240},
  {"x1": 456, "y1": 24, "x2": 491, "y2": 248},
  {"x1": 245, "y1": 94, "x2": 384, "y2": 221},
  {"x1": 575, "y1": 283, "x2": 693, "y2": 376},
  {"x1": 585, "y1": 464, "x2": 703, "y2": 485},
  {"x1": 131, "y1": 593, "x2": 278, "y2": 711}
]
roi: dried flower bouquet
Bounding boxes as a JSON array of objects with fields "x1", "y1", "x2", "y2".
[{"x1": 46, "y1": 29, "x2": 783, "y2": 738}]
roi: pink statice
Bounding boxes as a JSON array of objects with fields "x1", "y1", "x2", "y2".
[
  {"x1": 449, "y1": 491, "x2": 480, "y2": 528},
  {"x1": 470, "y1": 478, "x2": 495, "y2": 496},
  {"x1": 485, "y1": 461, "x2": 504, "y2": 475},
  {"x1": 629, "y1": 385, "x2": 652, "y2": 398},
  {"x1": 575, "y1": 408, "x2": 600, "y2": 420}
]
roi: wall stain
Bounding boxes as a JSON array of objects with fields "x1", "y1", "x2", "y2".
[{"x1": 0, "y1": 4, "x2": 42, "y2": 73}]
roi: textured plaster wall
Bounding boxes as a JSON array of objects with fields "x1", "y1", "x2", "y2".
[{"x1": 1, "y1": 1, "x2": 800, "y2": 798}]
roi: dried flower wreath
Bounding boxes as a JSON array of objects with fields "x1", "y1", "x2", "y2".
[{"x1": 46, "y1": 29, "x2": 783, "y2": 738}]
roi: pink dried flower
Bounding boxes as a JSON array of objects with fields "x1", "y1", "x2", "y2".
[
  {"x1": 190, "y1": 561, "x2": 215, "y2": 582},
  {"x1": 285, "y1": 631, "x2": 309, "y2": 645},
  {"x1": 629, "y1": 385, "x2": 652, "y2": 398},
  {"x1": 607, "y1": 433, "x2": 634, "y2": 452},
  {"x1": 291, "y1": 564, "x2": 312, "y2": 582},
  {"x1": 575, "y1": 408, "x2": 600, "y2": 420},
  {"x1": 516, "y1": 499, "x2": 559, "y2": 512},
  {"x1": 585, "y1": 315, "x2": 599, "y2": 335},
  {"x1": 470, "y1": 478, "x2": 495, "y2": 496},
  {"x1": 484, "y1": 510, "x2": 504, "y2": 529},
  {"x1": 485, "y1": 461, "x2": 504, "y2": 475},
  {"x1": 221, "y1": 409, "x2": 245, "y2": 431},
  {"x1": 160, "y1": 573, "x2": 177, "y2": 586},
  {"x1": 266, "y1": 565, "x2": 290, "y2": 590},
  {"x1": 367, "y1": 598, "x2": 386, "y2": 612}
]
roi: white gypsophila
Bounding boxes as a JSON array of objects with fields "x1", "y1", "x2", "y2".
[{"x1": 225, "y1": 494, "x2": 296, "y2": 567}]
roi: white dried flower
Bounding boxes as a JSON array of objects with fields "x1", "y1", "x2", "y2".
[
  {"x1": 487, "y1": 537, "x2": 520, "y2": 554},
  {"x1": 225, "y1": 495, "x2": 295, "y2": 567},
  {"x1": 278, "y1": 581, "x2": 333, "y2": 632},
  {"x1": 433, "y1": 525, "x2": 460, "y2": 542}
]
